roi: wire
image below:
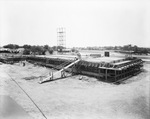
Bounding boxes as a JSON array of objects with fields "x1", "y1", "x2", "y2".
[{"x1": 5, "y1": 72, "x2": 48, "y2": 119}]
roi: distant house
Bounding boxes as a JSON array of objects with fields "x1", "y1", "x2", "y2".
[
  {"x1": 10, "y1": 48, "x2": 24, "y2": 54},
  {"x1": 0, "y1": 48, "x2": 11, "y2": 53},
  {"x1": 16, "y1": 48, "x2": 24, "y2": 54},
  {"x1": 0, "y1": 48, "x2": 25, "y2": 54},
  {"x1": 45, "y1": 50, "x2": 51, "y2": 55},
  {"x1": 62, "y1": 48, "x2": 72, "y2": 52}
]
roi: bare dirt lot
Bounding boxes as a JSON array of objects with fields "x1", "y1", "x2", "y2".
[{"x1": 0, "y1": 62, "x2": 150, "y2": 119}]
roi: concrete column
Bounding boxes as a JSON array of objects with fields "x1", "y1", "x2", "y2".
[
  {"x1": 105, "y1": 69, "x2": 107, "y2": 81},
  {"x1": 115, "y1": 70, "x2": 116, "y2": 82}
]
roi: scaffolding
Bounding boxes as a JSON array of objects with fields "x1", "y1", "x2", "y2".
[{"x1": 57, "y1": 27, "x2": 66, "y2": 48}]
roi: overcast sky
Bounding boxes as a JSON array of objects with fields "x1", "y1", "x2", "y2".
[{"x1": 0, "y1": 0, "x2": 150, "y2": 47}]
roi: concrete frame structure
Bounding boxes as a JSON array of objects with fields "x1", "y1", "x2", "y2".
[{"x1": 0, "y1": 56, "x2": 143, "y2": 84}]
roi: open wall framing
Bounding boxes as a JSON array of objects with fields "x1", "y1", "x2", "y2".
[{"x1": 0, "y1": 55, "x2": 143, "y2": 83}]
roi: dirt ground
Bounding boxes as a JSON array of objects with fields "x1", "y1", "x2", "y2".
[{"x1": 0, "y1": 62, "x2": 149, "y2": 119}]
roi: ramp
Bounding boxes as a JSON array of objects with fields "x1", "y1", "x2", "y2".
[{"x1": 39, "y1": 59, "x2": 80, "y2": 84}]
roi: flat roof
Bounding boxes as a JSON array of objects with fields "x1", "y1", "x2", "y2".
[
  {"x1": 84, "y1": 57, "x2": 123, "y2": 63},
  {"x1": 38, "y1": 55, "x2": 77, "y2": 60},
  {"x1": 113, "y1": 60, "x2": 130, "y2": 65},
  {"x1": 38, "y1": 55, "x2": 125, "y2": 63}
]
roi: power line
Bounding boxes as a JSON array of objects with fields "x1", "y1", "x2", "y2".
[{"x1": 5, "y1": 72, "x2": 48, "y2": 119}]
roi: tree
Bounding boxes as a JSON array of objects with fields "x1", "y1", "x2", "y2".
[
  {"x1": 44, "y1": 45, "x2": 49, "y2": 50},
  {"x1": 122, "y1": 44, "x2": 132, "y2": 51},
  {"x1": 132, "y1": 45, "x2": 138, "y2": 52},
  {"x1": 52, "y1": 46, "x2": 57, "y2": 51},
  {"x1": 48, "y1": 48, "x2": 54, "y2": 54},
  {"x1": 23, "y1": 44, "x2": 31, "y2": 49},
  {"x1": 30, "y1": 45, "x2": 44, "y2": 55},
  {"x1": 57, "y1": 46, "x2": 65, "y2": 52},
  {"x1": 23, "y1": 49, "x2": 31, "y2": 55},
  {"x1": 3, "y1": 44, "x2": 19, "y2": 49},
  {"x1": 71, "y1": 48, "x2": 76, "y2": 52}
]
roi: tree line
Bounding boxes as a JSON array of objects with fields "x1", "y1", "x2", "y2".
[
  {"x1": 85, "y1": 44, "x2": 150, "y2": 55},
  {"x1": 2, "y1": 44, "x2": 65, "y2": 55},
  {"x1": 2, "y1": 44, "x2": 150, "y2": 55}
]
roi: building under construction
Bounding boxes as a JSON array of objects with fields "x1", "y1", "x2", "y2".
[{"x1": 0, "y1": 53, "x2": 143, "y2": 84}]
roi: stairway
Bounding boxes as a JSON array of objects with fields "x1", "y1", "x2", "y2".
[{"x1": 39, "y1": 59, "x2": 80, "y2": 84}]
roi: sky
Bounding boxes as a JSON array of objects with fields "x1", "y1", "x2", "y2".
[{"x1": 0, "y1": 0, "x2": 150, "y2": 48}]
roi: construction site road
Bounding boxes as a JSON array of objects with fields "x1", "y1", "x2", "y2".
[{"x1": 0, "y1": 62, "x2": 149, "y2": 119}]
